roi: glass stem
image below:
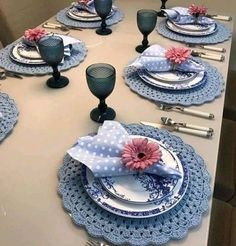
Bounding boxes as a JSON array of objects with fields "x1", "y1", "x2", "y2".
[
  {"x1": 142, "y1": 34, "x2": 148, "y2": 48},
  {"x1": 98, "y1": 99, "x2": 107, "y2": 114},
  {"x1": 161, "y1": 0, "x2": 167, "y2": 9},
  {"x1": 101, "y1": 18, "x2": 107, "y2": 32},
  {"x1": 52, "y1": 66, "x2": 61, "y2": 81}
]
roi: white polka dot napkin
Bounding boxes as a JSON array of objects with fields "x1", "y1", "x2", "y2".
[
  {"x1": 67, "y1": 121, "x2": 182, "y2": 179},
  {"x1": 130, "y1": 44, "x2": 205, "y2": 73},
  {"x1": 163, "y1": 7, "x2": 215, "y2": 25}
]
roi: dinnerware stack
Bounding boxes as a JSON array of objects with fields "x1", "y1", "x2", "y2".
[
  {"x1": 137, "y1": 67, "x2": 205, "y2": 91},
  {"x1": 166, "y1": 18, "x2": 217, "y2": 37},
  {"x1": 67, "y1": 3, "x2": 115, "y2": 24},
  {"x1": 156, "y1": 6, "x2": 231, "y2": 45},
  {"x1": 163, "y1": 7, "x2": 217, "y2": 37},
  {"x1": 80, "y1": 137, "x2": 189, "y2": 219},
  {"x1": 0, "y1": 33, "x2": 87, "y2": 76}
]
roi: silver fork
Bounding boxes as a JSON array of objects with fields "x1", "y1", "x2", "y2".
[{"x1": 86, "y1": 237, "x2": 110, "y2": 246}]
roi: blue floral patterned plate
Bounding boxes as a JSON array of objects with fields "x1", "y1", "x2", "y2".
[
  {"x1": 137, "y1": 69, "x2": 205, "y2": 90},
  {"x1": 81, "y1": 136, "x2": 189, "y2": 218},
  {"x1": 99, "y1": 137, "x2": 180, "y2": 204},
  {"x1": 166, "y1": 20, "x2": 217, "y2": 36}
]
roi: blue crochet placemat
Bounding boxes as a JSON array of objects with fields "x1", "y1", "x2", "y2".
[
  {"x1": 0, "y1": 41, "x2": 87, "y2": 76},
  {"x1": 0, "y1": 93, "x2": 18, "y2": 142},
  {"x1": 156, "y1": 19, "x2": 231, "y2": 44},
  {"x1": 56, "y1": 7, "x2": 124, "y2": 29},
  {"x1": 58, "y1": 124, "x2": 211, "y2": 246},
  {"x1": 123, "y1": 58, "x2": 224, "y2": 106}
]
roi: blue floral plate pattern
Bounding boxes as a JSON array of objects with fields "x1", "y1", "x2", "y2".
[
  {"x1": 81, "y1": 136, "x2": 188, "y2": 217},
  {"x1": 98, "y1": 137, "x2": 184, "y2": 205}
]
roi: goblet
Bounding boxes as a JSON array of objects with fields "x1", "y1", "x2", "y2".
[
  {"x1": 157, "y1": 0, "x2": 168, "y2": 17},
  {"x1": 136, "y1": 9, "x2": 158, "y2": 53},
  {"x1": 86, "y1": 63, "x2": 116, "y2": 123},
  {"x1": 94, "y1": 0, "x2": 112, "y2": 35},
  {"x1": 38, "y1": 35, "x2": 69, "y2": 88}
]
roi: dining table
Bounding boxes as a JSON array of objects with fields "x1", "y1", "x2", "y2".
[{"x1": 0, "y1": 0, "x2": 234, "y2": 245}]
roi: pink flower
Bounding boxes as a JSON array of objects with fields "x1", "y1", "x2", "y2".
[
  {"x1": 165, "y1": 47, "x2": 191, "y2": 65},
  {"x1": 188, "y1": 4, "x2": 207, "y2": 16},
  {"x1": 24, "y1": 28, "x2": 47, "y2": 42},
  {"x1": 77, "y1": 0, "x2": 91, "y2": 5},
  {"x1": 121, "y1": 138, "x2": 162, "y2": 171}
]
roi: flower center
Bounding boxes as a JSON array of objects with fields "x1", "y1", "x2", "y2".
[{"x1": 137, "y1": 152, "x2": 146, "y2": 159}]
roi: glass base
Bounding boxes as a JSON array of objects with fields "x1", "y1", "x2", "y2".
[
  {"x1": 157, "y1": 10, "x2": 165, "y2": 17},
  {"x1": 96, "y1": 28, "x2": 112, "y2": 36},
  {"x1": 46, "y1": 76, "x2": 69, "y2": 89},
  {"x1": 90, "y1": 107, "x2": 116, "y2": 123},
  {"x1": 135, "y1": 44, "x2": 150, "y2": 53}
]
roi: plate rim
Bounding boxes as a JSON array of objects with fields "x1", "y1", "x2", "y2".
[
  {"x1": 171, "y1": 21, "x2": 212, "y2": 32},
  {"x1": 146, "y1": 69, "x2": 198, "y2": 83},
  {"x1": 10, "y1": 43, "x2": 46, "y2": 65}
]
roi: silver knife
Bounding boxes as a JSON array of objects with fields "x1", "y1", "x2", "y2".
[
  {"x1": 206, "y1": 14, "x2": 232, "y2": 21},
  {"x1": 140, "y1": 121, "x2": 213, "y2": 138}
]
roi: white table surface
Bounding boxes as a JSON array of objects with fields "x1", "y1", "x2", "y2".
[{"x1": 0, "y1": 1, "x2": 233, "y2": 245}]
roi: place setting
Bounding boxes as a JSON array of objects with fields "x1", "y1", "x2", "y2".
[
  {"x1": 156, "y1": 4, "x2": 232, "y2": 44},
  {"x1": 0, "y1": 27, "x2": 87, "y2": 77},
  {"x1": 124, "y1": 44, "x2": 225, "y2": 106},
  {"x1": 0, "y1": 92, "x2": 19, "y2": 142},
  {"x1": 58, "y1": 120, "x2": 211, "y2": 245},
  {"x1": 56, "y1": 0, "x2": 124, "y2": 32}
]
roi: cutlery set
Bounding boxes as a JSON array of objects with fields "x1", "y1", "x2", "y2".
[
  {"x1": 141, "y1": 103, "x2": 215, "y2": 138},
  {"x1": 141, "y1": 120, "x2": 213, "y2": 138},
  {"x1": 191, "y1": 50, "x2": 224, "y2": 61},
  {"x1": 86, "y1": 237, "x2": 110, "y2": 246},
  {"x1": 186, "y1": 43, "x2": 226, "y2": 53},
  {"x1": 0, "y1": 70, "x2": 23, "y2": 80},
  {"x1": 158, "y1": 103, "x2": 215, "y2": 119},
  {"x1": 42, "y1": 22, "x2": 82, "y2": 33},
  {"x1": 206, "y1": 14, "x2": 232, "y2": 21}
]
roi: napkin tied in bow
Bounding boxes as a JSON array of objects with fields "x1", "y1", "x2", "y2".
[
  {"x1": 163, "y1": 7, "x2": 215, "y2": 25},
  {"x1": 130, "y1": 44, "x2": 205, "y2": 73},
  {"x1": 73, "y1": 0, "x2": 96, "y2": 14},
  {"x1": 68, "y1": 121, "x2": 182, "y2": 179}
]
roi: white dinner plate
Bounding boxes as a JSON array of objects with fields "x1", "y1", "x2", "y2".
[
  {"x1": 137, "y1": 69, "x2": 205, "y2": 90},
  {"x1": 81, "y1": 136, "x2": 189, "y2": 218},
  {"x1": 166, "y1": 20, "x2": 217, "y2": 36}
]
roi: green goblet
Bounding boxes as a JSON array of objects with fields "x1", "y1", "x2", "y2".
[
  {"x1": 136, "y1": 9, "x2": 158, "y2": 53},
  {"x1": 86, "y1": 63, "x2": 116, "y2": 123}
]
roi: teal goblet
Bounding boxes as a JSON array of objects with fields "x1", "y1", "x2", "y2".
[
  {"x1": 136, "y1": 9, "x2": 158, "y2": 53},
  {"x1": 38, "y1": 35, "x2": 69, "y2": 88},
  {"x1": 94, "y1": 0, "x2": 113, "y2": 35},
  {"x1": 86, "y1": 63, "x2": 116, "y2": 123}
]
